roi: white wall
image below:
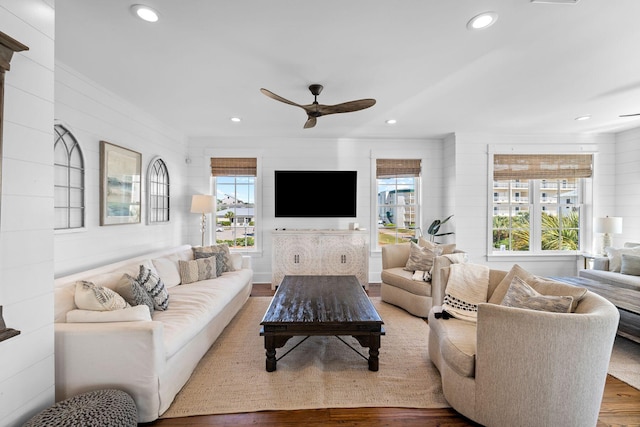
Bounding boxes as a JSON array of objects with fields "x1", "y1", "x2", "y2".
[
  {"x1": 615, "y1": 127, "x2": 640, "y2": 244},
  {"x1": 53, "y1": 62, "x2": 189, "y2": 277},
  {"x1": 187, "y1": 136, "x2": 443, "y2": 283},
  {"x1": 0, "y1": 1, "x2": 55, "y2": 425}
]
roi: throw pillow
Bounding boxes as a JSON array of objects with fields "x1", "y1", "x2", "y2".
[
  {"x1": 501, "y1": 276, "x2": 573, "y2": 313},
  {"x1": 605, "y1": 246, "x2": 640, "y2": 272},
  {"x1": 620, "y1": 253, "x2": 640, "y2": 276},
  {"x1": 136, "y1": 265, "x2": 170, "y2": 311},
  {"x1": 404, "y1": 242, "x2": 443, "y2": 272},
  {"x1": 113, "y1": 274, "x2": 155, "y2": 315},
  {"x1": 418, "y1": 237, "x2": 456, "y2": 255},
  {"x1": 488, "y1": 264, "x2": 537, "y2": 305},
  {"x1": 193, "y1": 244, "x2": 235, "y2": 276},
  {"x1": 151, "y1": 256, "x2": 181, "y2": 288},
  {"x1": 178, "y1": 257, "x2": 217, "y2": 284},
  {"x1": 74, "y1": 280, "x2": 129, "y2": 311},
  {"x1": 66, "y1": 305, "x2": 152, "y2": 323},
  {"x1": 528, "y1": 277, "x2": 587, "y2": 312}
]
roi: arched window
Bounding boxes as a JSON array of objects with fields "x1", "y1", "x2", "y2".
[
  {"x1": 54, "y1": 124, "x2": 85, "y2": 230},
  {"x1": 147, "y1": 156, "x2": 170, "y2": 223}
]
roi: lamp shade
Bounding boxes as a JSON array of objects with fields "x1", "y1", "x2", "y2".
[
  {"x1": 595, "y1": 216, "x2": 623, "y2": 234},
  {"x1": 190, "y1": 195, "x2": 213, "y2": 214}
]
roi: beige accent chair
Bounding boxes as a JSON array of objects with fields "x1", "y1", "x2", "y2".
[
  {"x1": 428, "y1": 266, "x2": 620, "y2": 427},
  {"x1": 380, "y1": 243, "x2": 464, "y2": 317}
]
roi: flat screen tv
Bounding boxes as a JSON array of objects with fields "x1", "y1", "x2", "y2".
[{"x1": 275, "y1": 170, "x2": 357, "y2": 217}]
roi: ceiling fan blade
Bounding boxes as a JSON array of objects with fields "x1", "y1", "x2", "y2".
[
  {"x1": 620, "y1": 113, "x2": 640, "y2": 117},
  {"x1": 260, "y1": 88, "x2": 304, "y2": 108},
  {"x1": 304, "y1": 116, "x2": 317, "y2": 129},
  {"x1": 315, "y1": 99, "x2": 377, "y2": 116}
]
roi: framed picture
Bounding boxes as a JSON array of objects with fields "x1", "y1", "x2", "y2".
[{"x1": 100, "y1": 141, "x2": 142, "y2": 225}]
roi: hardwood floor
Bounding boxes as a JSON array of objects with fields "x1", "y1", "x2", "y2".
[{"x1": 145, "y1": 283, "x2": 640, "y2": 427}]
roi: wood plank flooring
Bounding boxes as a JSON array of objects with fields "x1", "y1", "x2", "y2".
[{"x1": 144, "y1": 283, "x2": 640, "y2": 427}]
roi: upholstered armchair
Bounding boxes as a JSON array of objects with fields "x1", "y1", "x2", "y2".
[
  {"x1": 380, "y1": 242, "x2": 465, "y2": 317},
  {"x1": 428, "y1": 265, "x2": 620, "y2": 427}
]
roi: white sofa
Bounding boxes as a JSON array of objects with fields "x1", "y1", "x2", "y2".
[
  {"x1": 53, "y1": 244, "x2": 253, "y2": 423},
  {"x1": 579, "y1": 242, "x2": 640, "y2": 292}
]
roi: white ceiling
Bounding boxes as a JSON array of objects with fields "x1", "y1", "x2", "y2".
[{"x1": 55, "y1": 0, "x2": 640, "y2": 140}]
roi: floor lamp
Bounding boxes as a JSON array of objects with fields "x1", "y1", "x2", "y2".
[
  {"x1": 191, "y1": 195, "x2": 214, "y2": 247},
  {"x1": 595, "y1": 216, "x2": 623, "y2": 255}
]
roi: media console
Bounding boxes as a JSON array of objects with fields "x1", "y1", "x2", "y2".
[{"x1": 271, "y1": 229, "x2": 369, "y2": 290}]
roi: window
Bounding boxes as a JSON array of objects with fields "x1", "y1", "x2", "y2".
[
  {"x1": 54, "y1": 124, "x2": 85, "y2": 230},
  {"x1": 211, "y1": 157, "x2": 256, "y2": 250},
  {"x1": 491, "y1": 154, "x2": 592, "y2": 253},
  {"x1": 376, "y1": 159, "x2": 421, "y2": 246},
  {"x1": 147, "y1": 156, "x2": 170, "y2": 223}
]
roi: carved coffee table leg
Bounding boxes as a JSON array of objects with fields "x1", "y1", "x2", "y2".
[
  {"x1": 264, "y1": 335, "x2": 277, "y2": 372},
  {"x1": 368, "y1": 335, "x2": 381, "y2": 371}
]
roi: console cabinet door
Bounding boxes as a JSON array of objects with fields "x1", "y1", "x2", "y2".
[
  {"x1": 272, "y1": 234, "x2": 320, "y2": 287},
  {"x1": 320, "y1": 235, "x2": 368, "y2": 287}
]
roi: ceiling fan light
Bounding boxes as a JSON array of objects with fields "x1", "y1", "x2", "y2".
[
  {"x1": 131, "y1": 5, "x2": 159, "y2": 22},
  {"x1": 230, "y1": 117, "x2": 242, "y2": 123},
  {"x1": 385, "y1": 119, "x2": 397, "y2": 125},
  {"x1": 575, "y1": 115, "x2": 591, "y2": 121},
  {"x1": 467, "y1": 12, "x2": 498, "y2": 30}
]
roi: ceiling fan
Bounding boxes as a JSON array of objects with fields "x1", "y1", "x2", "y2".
[{"x1": 260, "y1": 84, "x2": 376, "y2": 129}]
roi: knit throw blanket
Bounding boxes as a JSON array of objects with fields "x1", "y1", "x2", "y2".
[{"x1": 442, "y1": 263, "x2": 490, "y2": 322}]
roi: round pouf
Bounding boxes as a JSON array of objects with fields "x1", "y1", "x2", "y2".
[{"x1": 23, "y1": 389, "x2": 137, "y2": 427}]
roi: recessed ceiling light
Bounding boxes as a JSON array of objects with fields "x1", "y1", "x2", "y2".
[
  {"x1": 385, "y1": 119, "x2": 397, "y2": 125},
  {"x1": 130, "y1": 4, "x2": 159, "y2": 22},
  {"x1": 575, "y1": 115, "x2": 591, "y2": 121},
  {"x1": 466, "y1": 12, "x2": 498, "y2": 30},
  {"x1": 230, "y1": 117, "x2": 242, "y2": 123}
]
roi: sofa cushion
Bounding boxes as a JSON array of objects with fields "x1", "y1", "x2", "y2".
[
  {"x1": 152, "y1": 255, "x2": 182, "y2": 288},
  {"x1": 621, "y1": 254, "x2": 640, "y2": 276},
  {"x1": 404, "y1": 242, "x2": 443, "y2": 272},
  {"x1": 488, "y1": 264, "x2": 536, "y2": 304},
  {"x1": 605, "y1": 246, "x2": 640, "y2": 272},
  {"x1": 74, "y1": 280, "x2": 129, "y2": 311},
  {"x1": 114, "y1": 274, "x2": 155, "y2": 315},
  {"x1": 381, "y1": 267, "x2": 432, "y2": 296},
  {"x1": 193, "y1": 244, "x2": 235, "y2": 276},
  {"x1": 136, "y1": 265, "x2": 170, "y2": 311},
  {"x1": 178, "y1": 257, "x2": 217, "y2": 284},
  {"x1": 429, "y1": 313, "x2": 477, "y2": 377},
  {"x1": 529, "y1": 277, "x2": 587, "y2": 312},
  {"x1": 501, "y1": 276, "x2": 573, "y2": 313},
  {"x1": 66, "y1": 305, "x2": 151, "y2": 323}
]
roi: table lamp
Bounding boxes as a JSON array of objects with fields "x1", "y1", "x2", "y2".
[
  {"x1": 191, "y1": 195, "x2": 214, "y2": 246},
  {"x1": 595, "y1": 216, "x2": 623, "y2": 255}
]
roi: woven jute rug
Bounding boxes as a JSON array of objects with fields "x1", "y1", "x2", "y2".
[{"x1": 161, "y1": 297, "x2": 449, "y2": 418}]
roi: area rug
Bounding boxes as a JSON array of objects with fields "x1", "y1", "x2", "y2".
[
  {"x1": 161, "y1": 297, "x2": 449, "y2": 418},
  {"x1": 609, "y1": 336, "x2": 640, "y2": 390}
]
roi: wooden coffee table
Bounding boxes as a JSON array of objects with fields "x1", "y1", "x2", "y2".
[{"x1": 260, "y1": 275, "x2": 385, "y2": 372}]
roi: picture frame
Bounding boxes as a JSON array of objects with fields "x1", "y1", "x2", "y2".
[{"x1": 100, "y1": 141, "x2": 142, "y2": 225}]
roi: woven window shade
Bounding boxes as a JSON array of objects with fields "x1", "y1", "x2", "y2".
[
  {"x1": 493, "y1": 154, "x2": 593, "y2": 180},
  {"x1": 210, "y1": 157, "x2": 257, "y2": 176},
  {"x1": 376, "y1": 159, "x2": 421, "y2": 178}
]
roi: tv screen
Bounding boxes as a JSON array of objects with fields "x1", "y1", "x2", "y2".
[{"x1": 275, "y1": 170, "x2": 357, "y2": 217}]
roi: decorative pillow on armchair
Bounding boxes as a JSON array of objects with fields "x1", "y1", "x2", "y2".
[
  {"x1": 404, "y1": 242, "x2": 443, "y2": 272},
  {"x1": 501, "y1": 276, "x2": 573, "y2": 313}
]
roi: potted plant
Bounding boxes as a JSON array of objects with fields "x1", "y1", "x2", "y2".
[{"x1": 427, "y1": 215, "x2": 454, "y2": 243}]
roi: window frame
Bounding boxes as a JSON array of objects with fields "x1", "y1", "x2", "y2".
[
  {"x1": 487, "y1": 147, "x2": 594, "y2": 258},
  {"x1": 146, "y1": 156, "x2": 170, "y2": 225},
  {"x1": 373, "y1": 158, "x2": 422, "y2": 248},
  {"x1": 54, "y1": 123, "x2": 86, "y2": 232},
  {"x1": 210, "y1": 157, "x2": 258, "y2": 253}
]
